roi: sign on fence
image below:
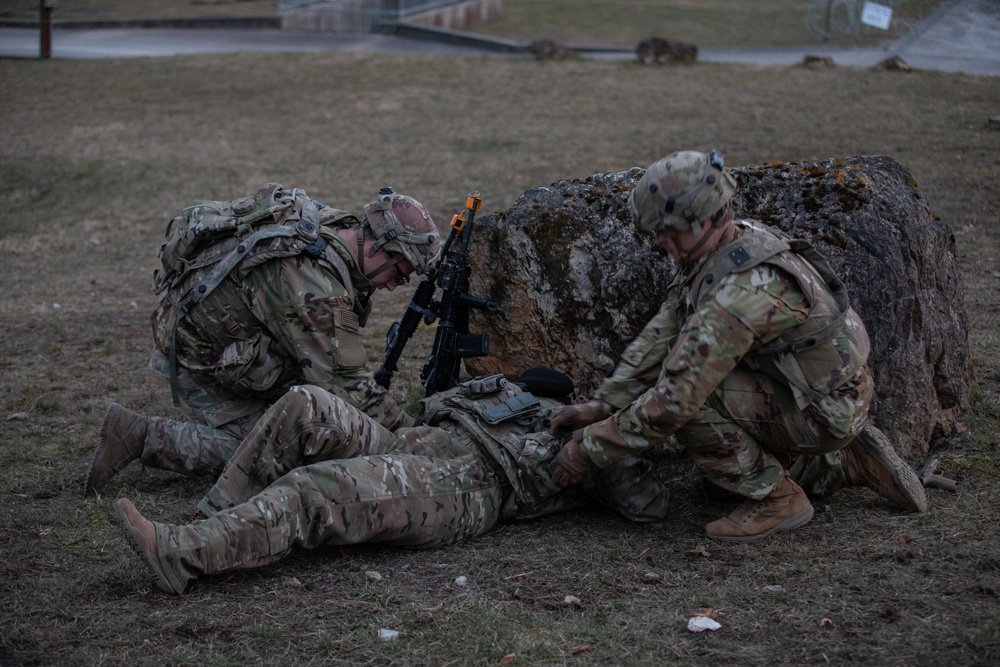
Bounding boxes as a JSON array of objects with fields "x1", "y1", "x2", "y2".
[{"x1": 860, "y1": 1, "x2": 893, "y2": 30}]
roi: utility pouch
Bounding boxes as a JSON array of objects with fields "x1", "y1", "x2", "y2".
[
  {"x1": 480, "y1": 393, "x2": 542, "y2": 424},
  {"x1": 214, "y1": 333, "x2": 284, "y2": 393},
  {"x1": 463, "y1": 374, "x2": 508, "y2": 397}
]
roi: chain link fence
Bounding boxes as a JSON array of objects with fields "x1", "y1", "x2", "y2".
[
  {"x1": 277, "y1": 0, "x2": 469, "y2": 31},
  {"x1": 803, "y1": 0, "x2": 946, "y2": 42}
]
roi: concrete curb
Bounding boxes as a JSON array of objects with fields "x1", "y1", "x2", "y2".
[
  {"x1": 395, "y1": 23, "x2": 635, "y2": 56},
  {"x1": 0, "y1": 17, "x2": 278, "y2": 30},
  {"x1": 394, "y1": 23, "x2": 528, "y2": 54}
]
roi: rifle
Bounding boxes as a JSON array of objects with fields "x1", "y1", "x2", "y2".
[{"x1": 373, "y1": 192, "x2": 498, "y2": 395}]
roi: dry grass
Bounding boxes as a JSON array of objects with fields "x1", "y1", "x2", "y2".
[
  {"x1": 0, "y1": 0, "x2": 944, "y2": 48},
  {"x1": 1, "y1": 19, "x2": 999, "y2": 667},
  {"x1": 465, "y1": 0, "x2": 946, "y2": 47}
]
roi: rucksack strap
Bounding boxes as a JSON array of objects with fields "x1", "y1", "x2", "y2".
[
  {"x1": 162, "y1": 192, "x2": 361, "y2": 406},
  {"x1": 166, "y1": 223, "x2": 302, "y2": 405}
]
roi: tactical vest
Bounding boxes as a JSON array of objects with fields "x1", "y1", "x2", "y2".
[
  {"x1": 151, "y1": 183, "x2": 359, "y2": 404},
  {"x1": 420, "y1": 376, "x2": 566, "y2": 514},
  {"x1": 685, "y1": 220, "x2": 871, "y2": 409}
]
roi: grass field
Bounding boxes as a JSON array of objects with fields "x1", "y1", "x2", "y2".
[
  {"x1": 1, "y1": 3, "x2": 999, "y2": 666},
  {"x1": 468, "y1": 0, "x2": 945, "y2": 47}
]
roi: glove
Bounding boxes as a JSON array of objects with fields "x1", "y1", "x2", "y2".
[
  {"x1": 549, "y1": 438, "x2": 596, "y2": 488},
  {"x1": 548, "y1": 399, "x2": 614, "y2": 435}
]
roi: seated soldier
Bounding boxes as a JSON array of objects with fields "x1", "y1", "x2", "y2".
[{"x1": 87, "y1": 185, "x2": 439, "y2": 495}]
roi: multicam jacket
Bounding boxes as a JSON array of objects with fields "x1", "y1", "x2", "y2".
[
  {"x1": 582, "y1": 220, "x2": 872, "y2": 467},
  {"x1": 149, "y1": 185, "x2": 413, "y2": 431}
]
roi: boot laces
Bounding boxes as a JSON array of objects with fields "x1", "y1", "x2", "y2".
[{"x1": 730, "y1": 498, "x2": 765, "y2": 524}]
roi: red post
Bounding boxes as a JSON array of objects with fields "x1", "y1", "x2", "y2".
[{"x1": 40, "y1": 0, "x2": 54, "y2": 59}]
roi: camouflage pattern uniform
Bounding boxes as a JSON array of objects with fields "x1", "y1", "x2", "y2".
[
  {"x1": 580, "y1": 220, "x2": 874, "y2": 500},
  {"x1": 142, "y1": 186, "x2": 415, "y2": 479},
  {"x1": 141, "y1": 381, "x2": 668, "y2": 590}
]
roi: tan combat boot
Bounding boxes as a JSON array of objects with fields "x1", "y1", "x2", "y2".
[
  {"x1": 115, "y1": 499, "x2": 190, "y2": 595},
  {"x1": 841, "y1": 425, "x2": 928, "y2": 513},
  {"x1": 84, "y1": 404, "x2": 146, "y2": 495},
  {"x1": 705, "y1": 475, "x2": 814, "y2": 542}
]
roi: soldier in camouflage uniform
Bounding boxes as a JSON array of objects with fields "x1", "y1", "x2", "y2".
[
  {"x1": 548, "y1": 150, "x2": 927, "y2": 542},
  {"x1": 114, "y1": 372, "x2": 669, "y2": 594},
  {"x1": 86, "y1": 185, "x2": 440, "y2": 495}
]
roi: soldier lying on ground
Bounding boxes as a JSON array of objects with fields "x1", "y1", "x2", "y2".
[
  {"x1": 86, "y1": 185, "x2": 440, "y2": 495},
  {"x1": 547, "y1": 150, "x2": 928, "y2": 542},
  {"x1": 114, "y1": 369, "x2": 670, "y2": 594}
]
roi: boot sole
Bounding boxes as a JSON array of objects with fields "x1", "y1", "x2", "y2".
[
  {"x1": 708, "y1": 505, "x2": 815, "y2": 543},
  {"x1": 114, "y1": 499, "x2": 187, "y2": 595},
  {"x1": 856, "y1": 425, "x2": 929, "y2": 513}
]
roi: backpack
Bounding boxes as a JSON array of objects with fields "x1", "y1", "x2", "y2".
[
  {"x1": 152, "y1": 183, "x2": 357, "y2": 403},
  {"x1": 156, "y1": 183, "x2": 321, "y2": 293}
]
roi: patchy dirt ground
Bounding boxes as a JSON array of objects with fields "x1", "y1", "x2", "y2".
[{"x1": 1, "y1": 44, "x2": 998, "y2": 666}]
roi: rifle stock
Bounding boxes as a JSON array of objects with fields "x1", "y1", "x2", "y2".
[{"x1": 373, "y1": 192, "x2": 498, "y2": 395}]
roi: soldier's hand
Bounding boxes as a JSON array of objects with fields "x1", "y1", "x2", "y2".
[
  {"x1": 548, "y1": 400, "x2": 614, "y2": 435},
  {"x1": 549, "y1": 438, "x2": 595, "y2": 488}
]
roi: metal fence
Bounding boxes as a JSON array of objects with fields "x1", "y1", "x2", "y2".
[
  {"x1": 803, "y1": 0, "x2": 944, "y2": 42},
  {"x1": 277, "y1": 0, "x2": 468, "y2": 31}
]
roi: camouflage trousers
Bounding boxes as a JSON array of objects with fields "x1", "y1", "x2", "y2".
[
  {"x1": 196, "y1": 385, "x2": 401, "y2": 516},
  {"x1": 152, "y1": 386, "x2": 509, "y2": 582},
  {"x1": 148, "y1": 385, "x2": 668, "y2": 585},
  {"x1": 678, "y1": 367, "x2": 871, "y2": 500},
  {"x1": 195, "y1": 385, "x2": 671, "y2": 523},
  {"x1": 142, "y1": 349, "x2": 273, "y2": 477}
]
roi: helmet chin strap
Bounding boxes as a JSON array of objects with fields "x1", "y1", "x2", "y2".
[
  {"x1": 364, "y1": 255, "x2": 400, "y2": 281},
  {"x1": 674, "y1": 215, "x2": 733, "y2": 263},
  {"x1": 356, "y1": 227, "x2": 400, "y2": 280},
  {"x1": 672, "y1": 220, "x2": 712, "y2": 263}
]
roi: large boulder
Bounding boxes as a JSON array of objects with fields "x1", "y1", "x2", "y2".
[{"x1": 465, "y1": 155, "x2": 971, "y2": 457}]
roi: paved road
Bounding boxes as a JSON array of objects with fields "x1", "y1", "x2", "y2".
[
  {"x1": 1, "y1": 0, "x2": 998, "y2": 76},
  {"x1": 694, "y1": 0, "x2": 1000, "y2": 76},
  {"x1": 0, "y1": 26, "x2": 492, "y2": 59}
]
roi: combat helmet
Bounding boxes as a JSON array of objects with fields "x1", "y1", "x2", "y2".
[
  {"x1": 629, "y1": 150, "x2": 737, "y2": 233},
  {"x1": 362, "y1": 187, "x2": 441, "y2": 276}
]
